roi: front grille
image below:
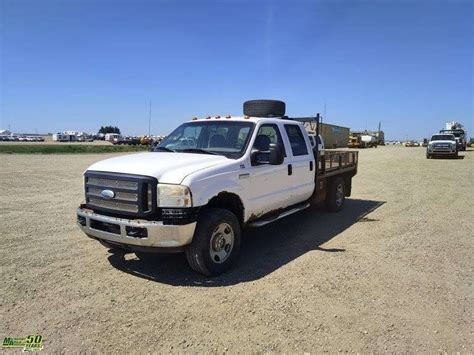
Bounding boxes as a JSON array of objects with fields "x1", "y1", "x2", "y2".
[
  {"x1": 85, "y1": 171, "x2": 157, "y2": 218},
  {"x1": 433, "y1": 144, "x2": 451, "y2": 151}
]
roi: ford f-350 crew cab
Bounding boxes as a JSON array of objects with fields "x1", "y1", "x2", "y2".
[{"x1": 77, "y1": 100, "x2": 358, "y2": 275}]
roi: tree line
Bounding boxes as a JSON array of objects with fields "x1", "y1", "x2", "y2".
[{"x1": 98, "y1": 126, "x2": 121, "y2": 134}]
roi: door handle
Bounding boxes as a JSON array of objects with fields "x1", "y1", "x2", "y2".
[
  {"x1": 288, "y1": 164, "x2": 292, "y2": 175},
  {"x1": 309, "y1": 161, "x2": 313, "y2": 171}
]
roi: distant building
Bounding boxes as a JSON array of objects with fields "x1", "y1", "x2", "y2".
[
  {"x1": 0, "y1": 129, "x2": 11, "y2": 136},
  {"x1": 294, "y1": 118, "x2": 350, "y2": 148}
]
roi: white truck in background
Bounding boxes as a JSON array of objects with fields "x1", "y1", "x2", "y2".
[
  {"x1": 440, "y1": 121, "x2": 467, "y2": 151},
  {"x1": 77, "y1": 100, "x2": 358, "y2": 276},
  {"x1": 361, "y1": 134, "x2": 377, "y2": 148},
  {"x1": 426, "y1": 133, "x2": 458, "y2": 159}
]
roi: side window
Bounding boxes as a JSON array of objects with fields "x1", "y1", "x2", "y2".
[
  {"x1": 284, "y1": 124, "x2": 308, "y2": 156},
  {"x1": 253, "y1": 124, "x2": 285, "y2": 156}
]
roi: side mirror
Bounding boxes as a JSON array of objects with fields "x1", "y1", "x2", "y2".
[
  {"x1": 251, "y1": 143, "x2": 284, "y2": 166},
  {"x1": 268, "y1": 143, "x2": 284, "y2": 165}
]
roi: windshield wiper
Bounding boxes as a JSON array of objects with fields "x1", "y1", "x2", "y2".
[
  {"x1": 179, "y1": 148, "x2": 219, "y2": 155},
  {"x1": 153, "y1": 146, "x2": 175, "y2": 152}
]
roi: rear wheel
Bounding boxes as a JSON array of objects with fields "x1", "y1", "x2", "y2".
[
  {"x1": 186, "y1": 208, "x2": 241, "y2": 276},
  {"x1": 326, "y1": 177, "x2": 345, "y2": 212}
]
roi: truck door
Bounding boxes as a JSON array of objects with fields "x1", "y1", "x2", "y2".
[
  {"x1": 283, "y1": 124, "x2": 315, "y2": 204},
  {"x1": 244, "y1": 123, "x2": 294, "y2": 216}
]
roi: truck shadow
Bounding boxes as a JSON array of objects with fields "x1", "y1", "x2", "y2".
[{"x1": 107, "y1": 199, "x2": 385, "y2": 286}]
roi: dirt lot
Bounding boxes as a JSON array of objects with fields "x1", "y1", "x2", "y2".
[{"x1": 1, "y1": 146, "x2": 472, "y2": 353}]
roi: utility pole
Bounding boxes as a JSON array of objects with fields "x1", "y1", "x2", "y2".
[{"x1": 148, "y1": 100, "x2": 152, "y2": 136}]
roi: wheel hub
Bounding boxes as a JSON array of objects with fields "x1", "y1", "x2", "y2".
[
  {"x1": 212, "y1": 234, "x2": 226, "y2": 251},
  {"x1": 209, "y1": 223, "x2": 234, "y2": 264}
]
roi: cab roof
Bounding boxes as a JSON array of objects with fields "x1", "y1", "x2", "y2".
[{"x1": 188, "y1": 115, "x2": 297, "y2": 124}]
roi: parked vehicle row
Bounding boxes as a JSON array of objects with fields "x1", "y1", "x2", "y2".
[
  {"x1": 0, "y1": 135, "x2": 45, "y2": 142},
  {"x1": 111, "y1": 136, "x2": 165, "y2": 146},
  {"x1": 404, "y1": 140, "x2": 420, "y2": 147}
]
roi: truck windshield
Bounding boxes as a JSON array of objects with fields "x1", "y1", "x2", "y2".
[
  {"x1": 431, "y1": 135, "x2": 455, "y2": 141},
  {"x1": 156, "y1": 121, "x2": 254, "y2": 159}
]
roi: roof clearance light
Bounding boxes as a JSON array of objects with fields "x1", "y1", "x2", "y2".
[
  {"x1": 215, "y1": 115, "x2": 221, "y2": 119},
  {"x1": 192, "y1": 117, "x2": 198, "y2": 121},
  {"x1": 244, "y1": 115, "x2": 250, "y2": 119},
  {"x1": 206, "y1": 116, "x2": 211, "y2": 119},
  {"x1": 225, "y1": 115, "x2": 231, "y2": 119}
]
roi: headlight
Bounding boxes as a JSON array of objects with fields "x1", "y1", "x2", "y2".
[
  {"x1": 428, "y1": 143, "x2": 432, "y2": 148},
  {"x1": 157, "y1": 184, "x2": 192, "y2": 207}
]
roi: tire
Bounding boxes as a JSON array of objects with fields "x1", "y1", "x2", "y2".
[
  {"x1": 426, "y1": 153, "x2": 431, "y2": 159},
  {"x1": 243, "y1": 100, "x2": 286, "y2": 117},
  {"x1": 325, "y1": 177, "x2": 345, "y2": 212},
  {"x1": 185, "y1": 208, "x2": 241, "y2": 276}
]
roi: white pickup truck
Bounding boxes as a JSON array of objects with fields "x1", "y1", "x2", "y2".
[
  {"x1": 426, "y1": 133, "x2": 458, "y2": 159},
  {"x1": 77, "y1": 100, "x2": 358, "y2": 275}
]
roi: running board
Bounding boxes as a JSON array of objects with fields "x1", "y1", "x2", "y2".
[{"x1": 247, "y1": 203, "x2": 310, "y2": 227}]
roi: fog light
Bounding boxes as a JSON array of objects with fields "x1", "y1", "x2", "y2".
[
  {"x1": 126, "y1": 226, "x2": 148, "y2": 239},
  {"x1": 77, "y1": 215, "x2": 86, "y2": 226}
]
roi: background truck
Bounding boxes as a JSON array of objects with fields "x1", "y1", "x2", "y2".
[
  {"x1": 440, "y1": 121, "x2": 467, "y2": 151},
  {"x1": 348, "y1": 133, "x2": 366, "y2": 148},
  {"x1": 77, "y1": 100, "x2": 358, "y2": 276},
  {"x1": 426, "y1": 133, "x2": 457, "y2": 159},
  {"x1": 361, "y1": 134, "x2": 377, "y2": 148}
]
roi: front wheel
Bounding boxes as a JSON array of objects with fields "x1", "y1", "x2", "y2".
[
  {"x1": 326, "y1": 177, "x2": 345, "y2": 212},
  {"x1": 186, "y1": 208, "x2": 241, "y2": 276},
  {"x1": 426, "y1": 153, "x2": 431, "y2": 159}
]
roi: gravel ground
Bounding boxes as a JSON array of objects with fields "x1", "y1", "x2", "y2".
[{"x1": 1, "y1": 146, "x2": 472, "y2": 353}]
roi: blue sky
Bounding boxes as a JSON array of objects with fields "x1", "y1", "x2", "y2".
[{"x1": 1, "y1": 0, "x2": 472, "y2": 139}]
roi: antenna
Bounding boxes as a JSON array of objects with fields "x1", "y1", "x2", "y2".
[{"x1": 148, "y1": 100, "x2": 152, "y2": 136}]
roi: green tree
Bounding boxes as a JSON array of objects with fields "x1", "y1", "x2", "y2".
[{"x1": 98, "y1": 126, "x2": 121, "y2": 134}]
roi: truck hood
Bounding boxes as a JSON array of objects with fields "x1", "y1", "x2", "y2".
[{"x1": 86, "y1": 152, "x2": 229, "y2": 184}]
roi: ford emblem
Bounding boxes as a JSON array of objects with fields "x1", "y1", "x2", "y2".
[{"x1": 100, "y1": 189, "x2": 115, "y2": 199}]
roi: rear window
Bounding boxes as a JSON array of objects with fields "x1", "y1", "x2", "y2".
[{"x1": 284, "y1": 124, "x2": 308, "y2": 156}]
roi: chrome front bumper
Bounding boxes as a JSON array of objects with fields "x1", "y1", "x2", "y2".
[{"x1": 77, "y1": 207, "x2": 196, "y2": 248}]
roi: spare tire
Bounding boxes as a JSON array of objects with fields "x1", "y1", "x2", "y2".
[{"x1": 243, "y1": 100, "x2": 286, "y2": 117}]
